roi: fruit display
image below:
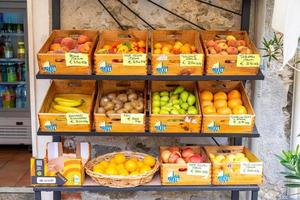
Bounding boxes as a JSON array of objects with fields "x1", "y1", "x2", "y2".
[
  {"x1": 85, "y1": 151, "x2": 159, "y2": 188},
  {"x1": 97, "y1": 40, "x2": 146, "y2": 54},
  {"x1": 151, "y1": 86, "x2": 198, "y2": 115},
  {"x1": 204, "y1": 146, "x2": 263, "y2": 185},
  {"x1": 48, "y1": 34, "x2": 92, "y2": 54},
  {"x1": 153, "y1": 41, "x2": 197, "y2": 55},
  {"x1": 97, "y1": 89, "x2": 144, "y2": 114},
  {"x1": 205, "y1": 35, "x2": 251, "y2": 55},
  {"x1": 160, "y1": 146, "x2": 206, "y2": 164},
  {"x1": 200, "y1": 89, "x2": 247, "y2": 115}
]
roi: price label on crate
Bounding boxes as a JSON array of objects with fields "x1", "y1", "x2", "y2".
[
  {"x1": 123, "y1": 54, "x2": 146, "y2": 66},
  {"x1": 229, "y1": 115, "x2": 253, "y2": 126},
  {"x1": 66, "y1": 113, "x2": 90, "y2": 125},
  {"x1": 237, "y1": 54, "x2": 260, "y2": 67},
  {"x1": 187, "y1": 163, "x2": 210, "y2": 177},
  {"x1": 180, "y1": 54, "x2": 203, "y2": 67},
  {"x1": 65, "y1": 53, "x2": 89, "y2": 67},
  {"x1": 121, "y1": 113, "x2": 144, "y2": 124},
  {"x1": 240, "y1": 162, "x2": 263, "y2": 175}
]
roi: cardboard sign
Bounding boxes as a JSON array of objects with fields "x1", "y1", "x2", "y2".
[
  {"x1": 66, "y1": 113, "x2": 90, "y2": 125},
  {"x1": 229, "y1": 115, "x2": 253, "y2": 126},
  {"x1": 237, "y1": 54, "x2": 260, "y2": 67},
  {"x1": 180, "y1": 54, "x2": 203, "y2": 67},
  {"x1": 187, "y1": 163, "x2": 210, "y2": 177},
  {"x1": 240, "y1": 162, "x2": 263, "y2": 175},
  {"x1": 123, "y1": 54, "x2": 146, "y2": 66},
  {"x1": 65, "y1": 53, "x2": 89, "y2": 66},
  {"x1": 121, "y1": 113, "x2": 144, "y2": 124}
]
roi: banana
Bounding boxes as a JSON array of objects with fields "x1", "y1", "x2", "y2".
[
  {"x1": 54, "y1": 97, "x2": 83, "y2": 107},
  {"x1": 53, "y1": 104, "x2": 83, "y2": 113}
]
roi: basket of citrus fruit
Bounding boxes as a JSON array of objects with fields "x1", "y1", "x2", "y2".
[{"x1": 85, "y1": 151, "x2": 159, "y2": 188}]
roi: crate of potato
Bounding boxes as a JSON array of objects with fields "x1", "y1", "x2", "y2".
[
  {"x1": 37, "y1": 30, "x2": 98, "y2": 74},
  {"x1": 204, "y1": 146, "x2": 263, "y2": 185},
  {"x1": 38, "y1": 80, "x2": 96, "y2": 132},
  {"x1": 198, "y1": 81, "x2": 255, "y2": 133},
  {"x1": 151, "y1": 30, "x2": 204, "y2": 75},
  {"x1": 94, "y1": 30, "x2": 148, "y2": 75},
  {"x1": 201, "y1": 31, "x2": 260, "y2": 75},
  {"x1": 150, "y1": 81, "x2": 201, "y2": 133},
  {"x1": 160, "y1": 146, "x2": 211, "y2": 185},
  {"x1": 94, "y1": 80, "x2": 146, "y2": 132},
  {"x1": 85, "y1": 151, "x2": 159, "y2": 188}
]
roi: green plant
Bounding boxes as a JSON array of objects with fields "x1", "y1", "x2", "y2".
[
  {"x1": 276, "y1": 145, "x2": 300, "y2": 187},
  {"x1": 262, "y1": 32, "x2": 283, "y2": 62}
]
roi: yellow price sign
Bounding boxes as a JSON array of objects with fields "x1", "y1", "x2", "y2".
[
  {"x1": 237, "y1": 54, "x2": 260, "y2": 67},
  {"x1": 229, "y1": 115, "x2": 253, "y2": 126},
  {"x1": 66, "y1": 113, "x2": 90, "y2": 125},
  {"x1": 65, "y1": 53, "x2": 89, "y2": 67},
  {"x1": 180, "y1": 54, "x2": 203, "y2": 67},
  {"x1": 123, "y1": 54, "x2": 146, "y2": 66},
  {"x1": 121, "y1": 113, "x2": 144, "y2": 124}
]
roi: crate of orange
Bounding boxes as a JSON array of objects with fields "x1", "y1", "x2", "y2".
[
  {"x1": 198, "y1": 81, "x2": 255, "y2": 133},
  {"x1": 37, "y1": 30, "x2": 98, "y2": 75},
  {"x1": 94, "y1": 30, "x2": 148, "y2": 75},
  {"x1": 151, "y1": 30, "x2": 204, "y2": 76}
]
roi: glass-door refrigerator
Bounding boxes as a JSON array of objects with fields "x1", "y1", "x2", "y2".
[{"x1": 0, "y1": 0, "x2": 31, "y2": 144}]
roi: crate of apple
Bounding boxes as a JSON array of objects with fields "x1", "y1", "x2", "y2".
[
  {"x1": 161, "y1": 146, "x2": 205, "y2": 164},
  {"x1": 97, "y1": 40, "x2": 146, "y2": 54}
]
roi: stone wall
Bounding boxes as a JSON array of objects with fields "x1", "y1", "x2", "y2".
[{"x1": 59, "y1": 0, "x2": 292, "y2": 199}]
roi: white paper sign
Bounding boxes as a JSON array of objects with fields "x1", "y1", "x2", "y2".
[
  {"x1": 187, "y1": 163, "x2": 210, "y2": 177},
  {"x1": 240, "y1": 162, "x2": 263, "y2": 175}
]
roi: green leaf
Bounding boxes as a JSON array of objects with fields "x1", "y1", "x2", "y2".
[
  {"x1": 285, "y1": 183, "x2": 300, "y2": 188},
  {"x1": 285, "y1": 175, "x2": 300, "y2": 180}
]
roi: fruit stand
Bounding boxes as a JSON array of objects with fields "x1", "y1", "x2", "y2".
[{"x1": 32, "y1": 0, "x2": 264, "y2": 200}]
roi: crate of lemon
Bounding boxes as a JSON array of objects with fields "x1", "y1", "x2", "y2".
[
  {"x1": 198, "y1": 81, "x2": 255, "y2": 133},
  {"x1": 85, "y1": 151, "x2": 159, "y2": 188}
]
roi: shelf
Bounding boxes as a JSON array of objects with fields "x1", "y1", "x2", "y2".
[
  {"x1": 36, "y1": 69, "x2": 264, "y2": 81},
  {"x1": 0, "y1": 32, "x2": 24, "y2": 37},
  {"x1": 0, "y1": 108, "x2": 29, "y2": 112},
  {"x1": 0, "y1": 81, "x2": 26, "y2": 85},
  {"x1": 0, "y1": 58, "x2": 25, "y2": 62},
  {"x1": 33, "y1": 176, "x2": 260, "y2": 192},
  {"x1": 37, "y1": 125, "x2": 259, "y2": 137}
]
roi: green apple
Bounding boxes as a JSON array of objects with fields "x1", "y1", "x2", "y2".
[
  {"x1": 160, "y1": 109, "x2": 169, "y2": 114},
  {"x1": 152, "y1": 92, "x2": 159, "y2": 96},
  {"x1": 171, "y1": 109, "x2": 179, "y2": 115},
  {"x1": 160, "y1": 91, "x2": 169, "y2": 97},
  {"x1": 178, "y1": 109, "x2": 186, "y2": 115},
  {"x1": 174, "y1": 86, "x2": 184, "y2": 94},
  {"x1": 173, "y1": 104, "x2": 181, "y2": 110},
  {"x1": 152, "y1": 100, "x2": 160, "y2": 107},
  {"x1": 170, "y1": 94, "x2": 178, "y2": 100},
  {"x1": 161, "y1": 96, "x2": 169, "y2": 102},
  {"x1": 180, "y1": 91, "x2": 189, "y2": 102},
  {"x1": 187, "y1": 106, "x2": 198, "y2": 115},
  {"x1": 153, "y1": 94, "x2": 160, "y2": 101},
  {"x1": 187, "y1": 94, "x2": 196, "y2": 106},
  {"x1": 152, "y1": 107, "x2": 160, "y2": 114},
  {"x1": 160, "y1": 101, "x2": 168, "y2": 106},
  {"x1": 180, "y1": 102, "x2": 189, "y2": 110},
  {"x1": 171, "y1": 99, "x2": 180, "y2": 105}
]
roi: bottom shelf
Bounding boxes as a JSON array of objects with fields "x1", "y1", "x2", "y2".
[{"x1": 33, "y1": 175, "x2": 259, "y2": 192}]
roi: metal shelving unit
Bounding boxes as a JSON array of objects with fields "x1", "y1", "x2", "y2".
[{"x1": 33, "y1": 0, "x2": 263, "y2": 200}]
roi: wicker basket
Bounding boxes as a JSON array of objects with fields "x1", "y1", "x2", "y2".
[{"x1": 85, "y1": 151, "x2": 160, "y2": 188}]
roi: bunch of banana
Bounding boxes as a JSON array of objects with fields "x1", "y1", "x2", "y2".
[{"x1": 53, "y1": 97, "x2": 84, "y2": 113}]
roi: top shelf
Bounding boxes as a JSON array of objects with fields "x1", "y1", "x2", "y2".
[{"x1": 36, "y1": 69, "x2": 264, "y2": 81}]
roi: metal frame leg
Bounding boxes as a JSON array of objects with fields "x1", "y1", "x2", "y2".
[
  {"x1": 35, "y1": 191, "x2": 42, "y2": 200},
  {"x1": 251, "y1": 191, "x2": 258, "y2": 200},
  {"x1": 53, "y1": 191, "x2": 61, "y2": 200},
  {"x1": 231, "y1": 191, "x2": 239, "y2": 200}
]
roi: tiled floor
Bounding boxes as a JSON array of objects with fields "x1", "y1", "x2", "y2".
[{"x1": 0, "y1": 145, "x2": 31, "y2": 187}]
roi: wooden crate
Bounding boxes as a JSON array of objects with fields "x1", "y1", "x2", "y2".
[
  {"x1": 198, "y1": 81, "x2": 255, "y2": 133},
  {"x1": 150, "y1": 81, "x2": 202, "y2": 133},
  {"x1": 160, "y1": 146, "x2": 211, "y2": 185},
  {"x1": 94, "y1": 80, "x2": 146, "y2": 132},
  {"x1": 94, "y1": 30, "x2": 148, "y2": 75},
  {"x1": 37, "y1": 30, "x2": 98, "y2": 75},
  {"x1": 204, "y1": 146, "x2": 263, "y2": 185},
  {"x1": 151, "y1": 30, "x2": 204, "y2": 75},
  {"x1": 38, "y1": 80, "x2": 96, "y2": 132},
  {"x1": 200, "y1": 31, "x2": 260, "y2": 75}
]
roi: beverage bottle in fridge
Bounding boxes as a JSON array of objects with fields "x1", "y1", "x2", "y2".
[
  {"x1": 8, "y1": 86, "x2": 15, "y2": 108},
  {"x1": 7, "y1": 63, "x2": 16, "y2": 82},
  {"x1": 1, "y1": 63, "x2": 7, "y2": 82},
  {"x1": 2, "y1": 86, "x2": 11, "y2": 108},
  {"x1": 21, "y1": 63, "x2": 26, "y2": 81},
  {"x1": 4, "y1": 37, "x2": 13, "y2": 58},
  {"x1": 16, "y1": 63, "x2": 22, "y2": 81},
  {"x1": 21, "y1": 85, "x2": 27, "y2": 108},
  {"x1": 15, "y1": 85, "x2": 22, "y2": 108},
  {"x1": 0, "y1": 86, "x2": 5, "y2": 108}
]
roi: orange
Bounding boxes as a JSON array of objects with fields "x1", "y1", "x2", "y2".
[
  {"x1": 118, "y1": 168, "x2": 129, "y2": 176},
  {"x1": 200, "y1": 91, "x2": 213, "y2": 101},
  {"x1": 217, "y1": 107, "x2": 232, "y2": 115},
  {"x1": 214, "y1": 99, "x2": 227, "y2": 109},
  {"x1": 228, "y1": 98, "x2": 243, "y2": 109},
  {"x1": 139, "y1": 165, "x2": 151, "y2": 174},
  {"x1": 214, "y1": 92, "x2": 227, "y2": 101},
  {"x1": 154, "y1": 42, "x2": 162, "y2": 49},
  {"x1": 143, "y1": 155, "x2": 156, "y2": 167},
  {"x1": 125, "y1": 160, "x2": 137, "y2": 172},
  {"x1": 203, "y1": 105, "x2": 216, "y2": 114},
  {"x1": 228, "y1": 90, "x2": 241, "y2": 100},
  {"x1": 201, "y1": 100, "x2": 213, "y2": 107},
  {"x1": 232, "y1": 105, "x2": 247, "y2": 114},
  {"x1": 113, "y1": 153, "x2": 126, "y2": 164},
  {"x1": 105, "y1": 167, "x2": 118, "y2": 175}
]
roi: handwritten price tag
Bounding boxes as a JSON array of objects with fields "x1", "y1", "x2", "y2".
[
  {"x1": 180, "y1": 54, "x2": 203, "y2": 67},
  {"x1": 66, "y1": 113, "x2": 90, "y2": 125},
  {"x1": 65, "y1": 53, "x2": 89, "y2": 67},
  {"x1": 237, "y1": 54, "x2": 260, "y2": 67},
  {"x1": 121, "y1": 113, "x2": 144, "y2": 124},
  {"x1": 123, "y1": 54, "x2": 146, "y2": 66},
  {"x1": 229, "y1": 115, "x2": 253, "y2": 126},
  {"x1": 240, "y1": 162, "x2": 263, "y2": 175},
  {"x1": 187, "y1": 163, "x2": 210, "y2": 177}
]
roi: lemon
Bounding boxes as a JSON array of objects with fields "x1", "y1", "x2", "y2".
[
  {"x1": 116, "y1": 163, "x2": 125, "y2": 171},
  {"x1": 99, "y1": 160, "x2": 109, "y2": 168},
  {"x1": 139, "y1": 165, "x2": 151, "y2": 174},
  {"x1": 125, "y1": 160, "x2": 137, "y2": 172},
  {"x1": 108, "y1": 162, "x2": 117, "y2": 168},
  {"x1": 137, "y1": 161, "x2": 144, "y2": 168},
  {"x1": 129, "y1": 157, "x2": 138, "y2": 163},
  {"x1": 105, "y1": 167, "x2": 118, "y2": 176},
  {"x1": 118, "y1": 168, "x2": 129, "y2": 176},
  {"x1": 93, "y1": 164, "x2": 104, "y2": 173},
  {"x1": 143, "y1": 155, "x2": 156, "y2": 167},
  {"x1": 114, "y1": 153, "x2": 126, "y2": 164},
  {"x1": 130, "y1": 171, "x2": 140, "y2": 176}
]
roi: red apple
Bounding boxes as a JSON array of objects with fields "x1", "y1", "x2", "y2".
[
  {"x1": 187, "y1": 154, "x2": 204, "y2": 163},
  {"x1": 182, "y1": 148, "x2": 194, "y2": 158},
  {"x1": 168, "y1": 147, "x2": 180, "y2": 153},
  {"x1": 168, "y1": 152, "x2": 181, "y2": 163},
  {"x1": 161, "y1": 150, "x2": 172, "y2": 163}
]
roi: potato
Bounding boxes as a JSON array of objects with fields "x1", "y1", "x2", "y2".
[
  {"x1": 107, "y1": 93, "x2": 117, "y2": 100},
  {"x1": 131, "y1": 100, "x2": 144, "y2": 113},
  {"x1": 100, "y1": 96, "x2": 110, "y2": 107},
  {"x1": 113, "y1": 100, "x2": 124, "y2": 111},
  {"x1": 124, "y1": 102, "x2": 133, "y2": 111},
  {"x1": 130, "y1": 109, "x2": 139, "y2": 113},
  {"x1": 104, "y1": 102, "x2": 114, "y2": 111},
  {"x1": 128, "y1": 93, "x2": 138, "y2": 101},
  {"x1": 117, "y1": 93, "x2": 128, "y2": 102},
  {"x1": 116, "y1": 108, "x2": 128, "y2": 114},
  {"x1": 106, "y1": 110, "x2": 115, "y2": 114},
  {"x1": 98, "y1": 107, "x2": 106, "y2": 114},
  {"x1": 127, "y1": 89, "x2": 135, "y2": 94}
]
